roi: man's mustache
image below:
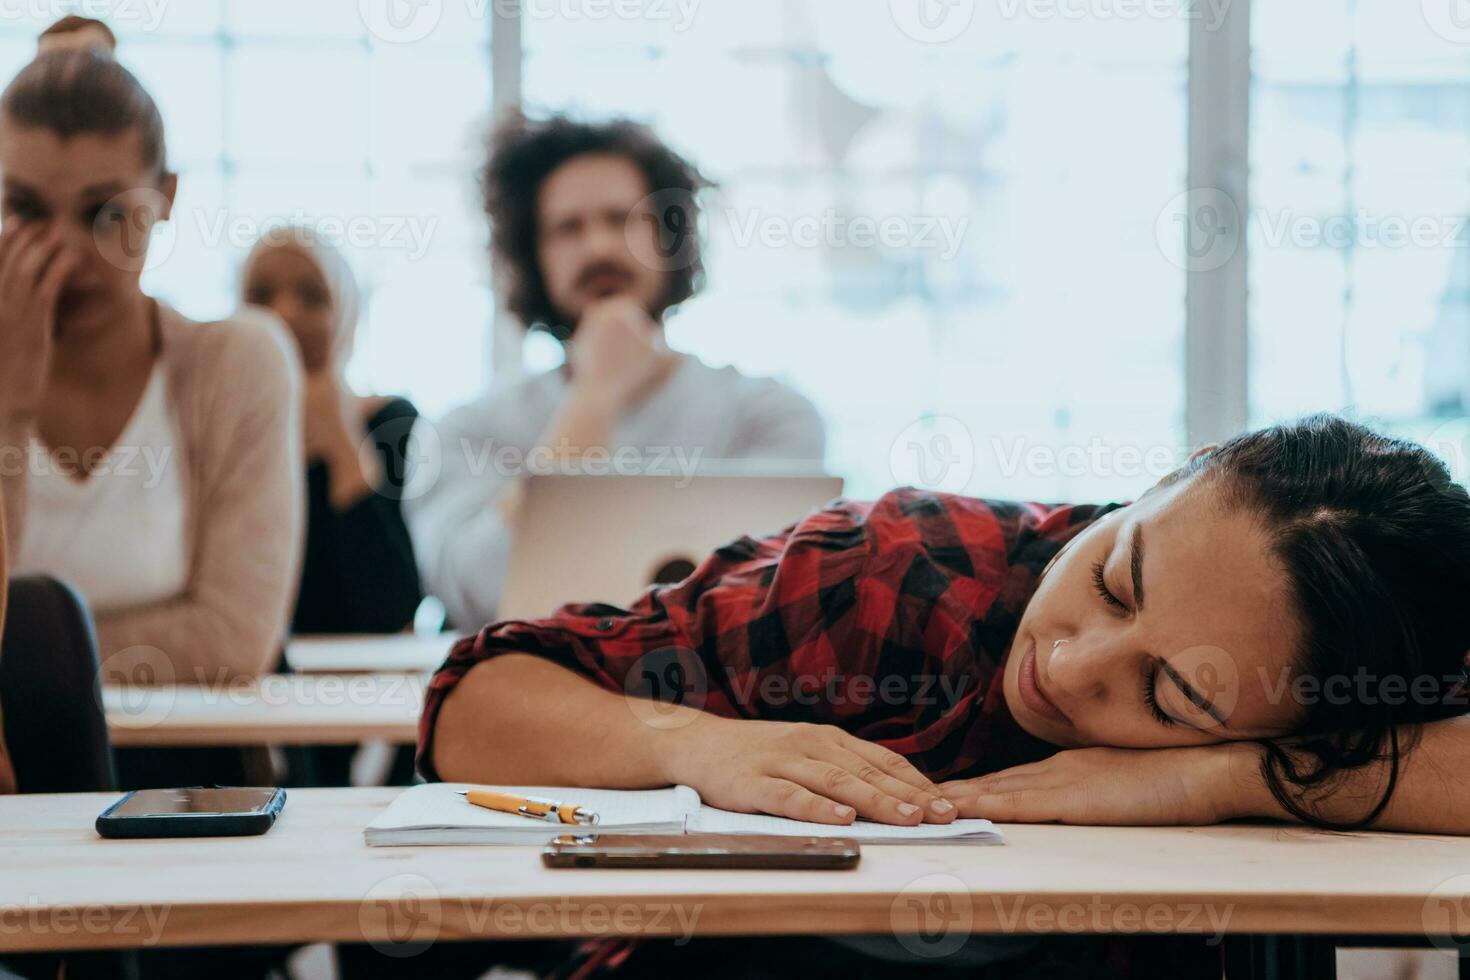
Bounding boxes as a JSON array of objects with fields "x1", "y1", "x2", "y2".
[{"x1": 575, "y1": 262, "x2": 635, "y2": 291}]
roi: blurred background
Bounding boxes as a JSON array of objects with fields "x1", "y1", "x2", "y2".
[{"x1": 1, "y1": 0, "x2": 1467, "y2": 501}]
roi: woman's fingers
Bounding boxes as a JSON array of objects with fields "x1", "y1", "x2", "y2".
[
  {"x1": 752, "y1": 777, "x2": 857, "y2": 826},
  {"x1": 14, "y1": 228, "x2": 66, "y2": 301},
  {"x1": 938, "y1": 770, "x2": 1057, "y2": 820},
  {"x1": 831, "y1": 731, "x2": 964, "y2": 820},
  {"x1": 35, "y1": 243, "x2": 77, "y2": 310},
  {"x1": 952, "y1": 787, "x2": 1058, "y2": 823},
  {"x1": 829, "y1": 746, "x2": 957, "y2": 823},
  {"x1": 837, "y1": 733, "x2": 942, "y2": 795},
  {"x1": 779, "y1": 758, "x2": 935, "y2": 825},
  {"x1": 0, "y1": 222, "x2": 45, "y2": 298}
]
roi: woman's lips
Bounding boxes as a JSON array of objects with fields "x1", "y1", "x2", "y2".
[{"x1": 1018, "y1": 637, "x2": 1070, "y2": 725}]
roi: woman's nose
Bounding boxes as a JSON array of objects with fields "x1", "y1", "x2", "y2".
[
  {"x1": 268, "y1": 299, "x2": 304, "y2": 332},
  {"x1": 1045, "y1": 636, "x2": 1114, "y2": 702}
]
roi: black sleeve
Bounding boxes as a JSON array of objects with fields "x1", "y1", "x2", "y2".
[{"x1": 316, "y1": 397, "x2": 425, "y2": 633}]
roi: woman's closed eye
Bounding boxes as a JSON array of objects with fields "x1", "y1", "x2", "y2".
[
  {"x1": 1091, "y1": 559, "x2": 1127, "y2": 612},
  {"x1": 1140, "y1": 661, "x2": 1175, "y2": 728},
  {"x1": 3, "y1": 196, "x2": 44, "y2": 221}
]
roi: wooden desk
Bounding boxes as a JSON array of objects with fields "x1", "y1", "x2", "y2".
[
  {"x1": 3, "y1": 788, "x2": 1468, "y2": 979},
  {"x1": 285, "y1": 634, "x2": 463, "y2": 675},
  {"x1": 102, "y1": 674, "x2": 424, "y2": 747}
]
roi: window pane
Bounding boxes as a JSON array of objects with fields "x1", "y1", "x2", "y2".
[
  {"x1": 1250, "y1": 1, "x2": 1470, "y2": 482},
  {"x1": 129, "y1": 44, "x2": 226, "y2": 168},
  {"x1": 227, "y1": 45, "x2": 369, "y2": 165},
  {"x1": 525, "y1": 0, "x2": 1189, "y2": 501},
  {"x1": 81, "y1": 0, "x2": 500, "y2": 414}
]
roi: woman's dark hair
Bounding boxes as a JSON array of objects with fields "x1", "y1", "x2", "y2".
[
  {"x1": 1, "y1": 49, "x2": 167, "y2": 176},
  {"x1": 481, "y1": 113, "x2": 712, "y2": 337},
  {"x1": 1178, "y1": 414, "x2": 1470, "y2": 829}
]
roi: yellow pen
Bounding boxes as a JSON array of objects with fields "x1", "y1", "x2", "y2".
[{"x1": 458, "y1": 788, "x2": 600, "y2": 826}]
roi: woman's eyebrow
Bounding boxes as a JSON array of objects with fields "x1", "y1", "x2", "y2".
[
  {"x1": 1130, "y1": 523, "x2": 1146, "y2": 612},
  {"x1": 1160, "y1": 660, "x2": 1230, "y2": 729}
]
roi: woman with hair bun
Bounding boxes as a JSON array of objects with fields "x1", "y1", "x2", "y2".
[{"x1": 0, "y1": 51, "x2": 302, "y2": 724}]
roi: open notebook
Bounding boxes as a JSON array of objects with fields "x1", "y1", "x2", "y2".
[{"x1": 364, "y1": 784, "x2": 1003, "y2": 846}]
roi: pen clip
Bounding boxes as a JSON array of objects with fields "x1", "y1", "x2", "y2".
[{"x1": 528, "y1": 797, "x2": 600, "y2": 826}]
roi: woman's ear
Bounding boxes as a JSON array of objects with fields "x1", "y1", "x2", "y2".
[
  {"x1": 1188, "y1": 443, "x2": 1219, "y2": 465},
  {"x1": 1144, "y1": 443, "x2": 1220, "y2": 496}
]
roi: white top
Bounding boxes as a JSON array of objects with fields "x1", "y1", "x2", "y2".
[
  {"x1": 404, "y1": 355, "x2": 826, "y2": 628},
  {"x1": 16, "y1": 364, "x2": 190, "y2": 616}
]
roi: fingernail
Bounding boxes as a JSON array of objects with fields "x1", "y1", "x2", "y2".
[
  {"x1": 834, "y1": 804, "x2": 854, "y2": 819},
  {"x1": 897, "y1": 802, "x2": 920, "y2": 816},
  {"x1": 931, "y1": 799, "x2": 955, "y2": 814}
]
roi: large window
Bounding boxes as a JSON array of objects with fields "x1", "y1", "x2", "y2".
[
  {"x1": 0, "y1": 2, "x2": 495, "y2": 420},
  {"x1": 523, "y1": 1, "x2": 1190, "y2": 500},
  {"x1": 1250, "y1": 0, "x2": 1470, "y2": 481},
  {"x1": 2, "y1": 1, "x2": 1465, "y2": 493}
]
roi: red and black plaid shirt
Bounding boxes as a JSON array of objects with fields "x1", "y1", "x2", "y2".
[
  {"x1": 417, "y1": 489, "x2": 1229, "y2": 978},
  {"x1": 418, "y1": 489, "x2": 1122, "y2": 781}
]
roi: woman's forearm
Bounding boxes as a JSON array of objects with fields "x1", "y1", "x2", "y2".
[
  {"x1": 428, "y1": 653, "x2": 959, "y2": 826},
  {"x1": 1236, "y1": 716, "x2": 1470, "y2": 834},
  {"x1": 430, "y1": 653, "x2": 705, "y2": 787}
]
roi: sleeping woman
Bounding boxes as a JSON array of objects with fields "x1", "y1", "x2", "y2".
[
  {"x1": 422, "y1": 414, "x2": 1470, "y2": 837},
  {"x1": 416, "y1": 414, "x2": 1470, "y2": 976}
]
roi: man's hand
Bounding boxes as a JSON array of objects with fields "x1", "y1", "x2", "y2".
[
  {"x1": 666, "y1": 716, "x2": 960, "y2": 827},
  {"x1": 937, "y1": 743, "x2": 1265, "y2": 826},
  {"x1": 0, "y1": 221, "x2": 76, "y2": 424},
  {"x1": 567, "y1": 296, "x2": 678, "y2": 410}
]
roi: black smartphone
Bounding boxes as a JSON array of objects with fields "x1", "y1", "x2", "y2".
[
  {"x1": 542, "y1": 833, "x2": 860, "y2": 870},
  {"x1": 96, "y1": 786, "x2": 287, "y2": 839}
]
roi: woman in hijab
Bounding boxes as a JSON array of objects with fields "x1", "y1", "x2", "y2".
[{"x1": 240, "y1": 228, "x2": 422, "y2": 641}]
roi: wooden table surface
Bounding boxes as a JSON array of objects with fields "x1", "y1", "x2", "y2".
[
  {"x1": 285, "y1": 634, "x2": 462, "y2": 675},
  {"x1": 4, "y1": 788, "x2": 1469, "y2": 953},
  {"x1": 102, "y1": 673, "x2": 425, "y2": 747}
]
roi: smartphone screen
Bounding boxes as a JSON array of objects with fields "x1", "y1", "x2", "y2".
[{"x1": 108, "y1": 787, "x2": 281, "y2": 817}]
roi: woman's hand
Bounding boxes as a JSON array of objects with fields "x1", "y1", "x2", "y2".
[
  {"x1": 302, "y1": 371, "x2": 352, "y2": 461},
  {"x1": 666, "y1": 716, "x2": 960, "y2": 827},
  {"x1": 937, "y1": 743, "x2": 1267, "y2": 826},
  {"x1": 0, "y1": 221, "x2": 76, "y2": 424},
  {"x1": 302, "y1": 372, "x2": 381, "y2": 509}
]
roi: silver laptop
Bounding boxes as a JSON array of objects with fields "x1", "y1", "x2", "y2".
[{"x1": 499, "y1": 471, "x2": 844, "y2": 620}]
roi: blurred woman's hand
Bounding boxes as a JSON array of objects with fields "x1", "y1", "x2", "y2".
[
  {"x1": 301, "y1": 371, "x2": 351, "y2": 461},
  {"x1": 0, "y1": 221, "x2": 75, "y2": 424},
  {"x1": 665, "y1": 716, "x2": 959, "y2": 827}
]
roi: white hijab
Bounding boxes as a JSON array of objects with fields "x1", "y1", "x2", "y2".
[{"x1": 239, "y1": 226, "x2": 362, "y2": 368}]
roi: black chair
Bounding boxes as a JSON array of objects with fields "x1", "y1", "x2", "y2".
[
  {"x1": 0, "y1": 576, "x2": 134, "y2": 980},
  {"x1": 0, "y1": 577, "x2": 116, "y2": 794}
]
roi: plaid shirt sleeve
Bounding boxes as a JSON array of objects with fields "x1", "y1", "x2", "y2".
[{"x1": 417, "y1": 489, "x2": 1119, "y2": 781}]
